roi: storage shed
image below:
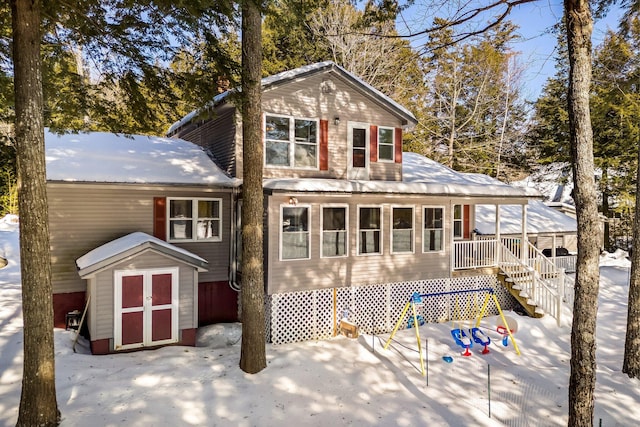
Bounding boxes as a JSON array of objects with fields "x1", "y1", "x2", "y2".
[{"x1": 76, "y1": 232, "x2": 208, "y2": 354}]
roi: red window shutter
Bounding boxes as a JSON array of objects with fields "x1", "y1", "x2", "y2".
[
  {"x1": 370, "y1": 125, "x2": 378, "y2": 162},
  {"x1": 463, "y1": 204, "x2": 471, "y2": 239},
  {"x1": 320, "y1": 119, "x2": 329, "y2": 171},
  {"x1": 395, "y1": 127, "x2": 403, "y2": 163},
  {"x1": 154, "y1": 197, "x2": 167, "y2": 240}
]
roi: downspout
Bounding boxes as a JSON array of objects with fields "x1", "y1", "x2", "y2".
[{"x1": 229, "y1": 186, "x2": 241, "y2": 292}]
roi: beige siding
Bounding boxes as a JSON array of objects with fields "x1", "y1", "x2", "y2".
[
  {"x1": 90, "y1": 251, "x2": 197, "y2": 341},
  {"x1": 267, "y1": 193, "x2": 456, "y2": 295},
  {"x1": 48, "y1": 183, "x2": 232, "y2": 294},
  {"x1": 257, "y1": 70, "x2": 404, "y2": 181}
]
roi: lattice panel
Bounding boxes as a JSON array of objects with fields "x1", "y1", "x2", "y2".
[
  {"x1": 270, "y1": 289, "x2": 334, "y2": 344},
  {"x1": 267, "y1": 274, "x2": 518, "y2": 345}
]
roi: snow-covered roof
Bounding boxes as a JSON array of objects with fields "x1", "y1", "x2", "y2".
[
  {"x1": 45, "y1": 130, "x2": 240, "y2": 187},
  {"x1": 167, "y1": 61, "x2": 417, "y2": 135},
  {"x1": 263, "y1": 152, "x2": 530, "y2": 198},
  {"x1": 76, "y1": 232, "x2": 208, "y2": 278},
  {"x1": 475, "y1": 200, "x2": 577, "y2": 235},
  {"x1": 513, "y1": 163, "x2": 574, "y2": 205}
]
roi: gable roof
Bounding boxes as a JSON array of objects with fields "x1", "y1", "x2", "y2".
[
  {"x1": 45, "y1": 130, "x2": 240, "y2": 187},
  {"x1": 167, "y1": 61, "x2": 418, "y2": 135},
  {"x1": 76, "y1": 232, "x2": 208, "y2": 278}
]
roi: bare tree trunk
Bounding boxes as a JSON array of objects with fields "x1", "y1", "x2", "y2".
[
  {"x1": 623, "y1": 142, "x2": 640, "y2": 377},
  {"x1": 239, "y1": 0, "x2": 267, "y2": 374},
  {"x1": 564, "y1": 1, "x2": 600, "y2": 426},
  {"x1": 11, "y1": 0, "x2": 60, "y2": 425}
]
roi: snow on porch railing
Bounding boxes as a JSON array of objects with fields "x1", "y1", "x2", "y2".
[{"x1": 453, "y1": 239, "x2": 498, "y2": 270}]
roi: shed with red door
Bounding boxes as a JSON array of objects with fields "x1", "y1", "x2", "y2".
[{"x1": 76, "y1": 232, "x2": 208, "y2": 354}]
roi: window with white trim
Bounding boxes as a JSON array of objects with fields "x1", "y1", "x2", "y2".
[
  {"x1": 453, "y1": 204, "x2": 463, "y2": 239},
  {"x1": 265, "y1": 114, "x2": 318, "y2": 168},
  {"x1": 321, "y1": 206, "x2": 347, "y2": 257},
  {"x1": 424, "y1": 207, "x2": 444, "y2": 252},
  {"x1": 378, "y1": 126, "x2": 395, "y2": 161},
  {"x1": 168, "y1": 198, "x2": 222, "y2": 242},
  {"x1": 358, "y1": 206, "x2": 382, "y2": 255},
  {"x1": 281, "y1": 206, "x2": 310, "y2": 260},
  {"x1": 392, "y1": 207, "x2": 413, "y2": 253}
]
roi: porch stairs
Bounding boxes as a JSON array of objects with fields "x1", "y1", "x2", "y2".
[
  {"x1": 496, "y1": 241, "x2": 569, "y2": 325},
  {"x1": 497, "y1": 269, "x2": 544, "y2": 318}
]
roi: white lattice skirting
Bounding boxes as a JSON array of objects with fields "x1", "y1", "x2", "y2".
[{"x1": 267, "y1": 275, "x2": 517, "y2": 345}]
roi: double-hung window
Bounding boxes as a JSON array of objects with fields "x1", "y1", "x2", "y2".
[
  {"x1": 453, "y1": 204, "x2": 463, "y2": 239},
  {"x1": 392, "y1": 207, "x2": 413, "y2": 253},
  {"x1": 265, "y1": 114, "x2": 318, "y2": 168},
  {"x1": 378, "y1": 126, "x2": 395, "y2": 162},
  {"x1": 423, "y1": 207, "x2": 444, "y2": 252},
  {"x1": 168, "y1": 198, "x2": 222, "y2": 242},
  {"x1": 281, "y1": 206, "x2": 310, "y2": 260},
  {"x1": 358, "y1": 206, "x2": 382, "y2": 255},
  {"x1": 321, "y1": 206, "x2": 347, "y2": 257}
]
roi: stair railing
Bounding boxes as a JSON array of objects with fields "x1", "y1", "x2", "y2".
[{"x1": 499, "y1": 241, "x2": 566, "y2": 326}]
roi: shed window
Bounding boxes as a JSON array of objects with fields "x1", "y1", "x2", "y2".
[
  {"x1": 168, "y1": 198, "x2": 222, "y2": 242},
  {"x1": 266, "y1": 115, "x2": 318, "y2": 168},
  {"x1": 281, "y1": 206, "x2": 310, "y2": 260},
  {"x1": 358, "y1": 206, "x2": 382, "y2": 255}
]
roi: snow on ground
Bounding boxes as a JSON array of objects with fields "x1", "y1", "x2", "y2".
[{"x1": 1, "y1": 215, "x2": 639, "y2": 426}]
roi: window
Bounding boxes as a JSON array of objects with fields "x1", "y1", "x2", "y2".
[
  {"x1": 265, "y1": 115, "x2": 318, "y2": 168},
  {"x1": 281, "y1": 206, "x2": 310, "y2": 260},
  {"x1": 358, "y1": 206, "x2": 381, "y2": 255},
  {"x1": 378, "y1": 127, "x2": 395, "y2": 161},
  {"x1": 453, "y1": 204, "x2": 469, "y2": 239},
  {"x1": 322, "y1": 206, "x2": 347, "y2": 257},
  {"x1": 392, "y1": 207, "x2": 413, "y2": 253},
  {"x1": 424, "y1": 207, "x2": 444, "y2": 252},
  {"x1": 168, "y1": 198, "x2": 221, "y2": 242},
  {"x1": 352, "y1": 128, "x2": 367, "y2": 168},
  {"x1": 453, "y1": 204, "x2": 463, "y2": 239}
]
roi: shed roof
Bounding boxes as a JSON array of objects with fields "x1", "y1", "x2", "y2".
[
  {"x1": 76, "y1": 232, "x2": 208, "y2": 278},
  {"x1": 46, "y1": 130, "x2": 240, "y2": 187},
  {"x1": 167, "y1": 61, "x2": 418, "y2": 135}
]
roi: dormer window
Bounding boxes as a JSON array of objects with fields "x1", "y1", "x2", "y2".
[{"x1": 265, "y1": 114, "x2": 318, "y2": 168}]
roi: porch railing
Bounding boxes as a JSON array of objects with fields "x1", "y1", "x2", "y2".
[
  {"x1": 452, "y1": 239, "x2": 498, "y2": 269},
  {"x1": 453, "y1": 239, "x2": 569, "y2": 326}
]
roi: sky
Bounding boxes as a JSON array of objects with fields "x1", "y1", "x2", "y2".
[
  {"x1": 1, "y1": 214, "x2": 639, "y2": 426},
  {"x1": 396, "y1": 1, "x2": 626, "y2": 101}
]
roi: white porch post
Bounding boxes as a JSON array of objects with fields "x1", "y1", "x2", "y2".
[
  {"x1": 521, "y1": 203, "x2": 528, "y2": 263},
  {"x1": 552, "y1": 234, "x2": 558, "y2": 258},
  {"x1": 495, "y1": 203, "x2": 501, "y2": 264}
]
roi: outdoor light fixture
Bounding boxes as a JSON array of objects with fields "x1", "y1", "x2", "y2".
[
  {"x1": 334, "y1": 117, "x2": 340, "y2": 126},
  {"x1": 289, "y1": 197, "x2": 298, "y2": 206}
]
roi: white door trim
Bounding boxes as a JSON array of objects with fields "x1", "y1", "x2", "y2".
[{"x1": 114, "y1": 267, "x2": 179, "y2": 350}]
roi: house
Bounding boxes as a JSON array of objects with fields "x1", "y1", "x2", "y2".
[
  {"x1": 46, "y1": 131, "x2": 240, "y2": 354},
  {"x1": 167, "y1": 61, "x2": 563, "y2": 344},
  {"x1": 48, "y1": 62, "x2": 570, "y2": 353}
]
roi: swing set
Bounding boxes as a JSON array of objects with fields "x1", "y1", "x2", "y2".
[{"x1": 383, "y1": 287, "x2": 520, "y2": 377}]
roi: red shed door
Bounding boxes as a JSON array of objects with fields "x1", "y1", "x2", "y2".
[{"x1": 115, "y1": 268, "x2": 179, "y2": 350}]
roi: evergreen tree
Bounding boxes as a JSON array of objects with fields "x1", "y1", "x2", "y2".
[{"x1": 417, "y1": 19, "x2": 527, "y2": 180}]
